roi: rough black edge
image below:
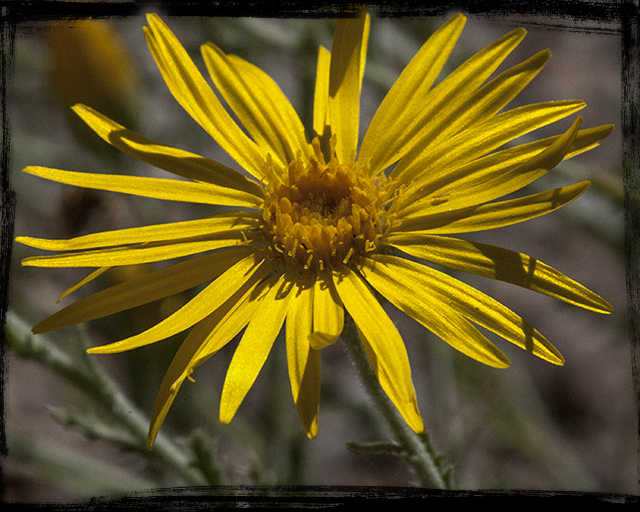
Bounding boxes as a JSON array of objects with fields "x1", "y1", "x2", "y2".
[{"x1": 0, "y1": 0, "x2": 638, "y2": 508}]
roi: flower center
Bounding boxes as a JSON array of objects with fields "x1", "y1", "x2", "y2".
[{"x1": 262, "y1": 138, "x2": 387, "y2": 272}]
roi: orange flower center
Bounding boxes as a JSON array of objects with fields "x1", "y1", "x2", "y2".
[{"x1": 262, "y1": 138, "x2": 387, "y2": 272}]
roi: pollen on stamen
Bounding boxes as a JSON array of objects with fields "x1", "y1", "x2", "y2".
[
  {"x1": 261, "y1": 137, "x2": 388, "y2": 273},
  {"x1": 342, "y1": 247, "x2": 354, "y2": 265}
]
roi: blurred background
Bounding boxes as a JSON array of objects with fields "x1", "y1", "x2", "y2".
[{"x1": 5, "y1": 5, "x2": 637, "y2": 500}]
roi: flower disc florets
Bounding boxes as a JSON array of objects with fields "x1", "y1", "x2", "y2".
[{"x1": 262, "y1": 138, "x2": 387, "y2": 273}]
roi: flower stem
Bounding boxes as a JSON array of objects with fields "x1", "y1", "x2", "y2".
[
  {"x1": 342, "y1": 313, "x2": 449, "y2": 489},
  {"x1": 6, "y1": 311, "x2": 209, "y2": 487}
]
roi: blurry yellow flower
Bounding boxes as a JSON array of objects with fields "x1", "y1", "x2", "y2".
[
  {"x1": 48, "y1": 19, "x2": 136, "y2": 114},
  {"x1": 17, "y1": 11, "x2": 613, "y2": 449}
]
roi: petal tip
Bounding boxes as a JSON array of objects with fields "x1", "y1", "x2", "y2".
[
  {"x1": 146, "y1": 432, "x2": 158, "y2": 451},
  {"x1": 598, "y1": 300, "x2": 614, "y2": 314},
  {"x1": 145, "y1": 12, "x2": 161, "y2": 25}
]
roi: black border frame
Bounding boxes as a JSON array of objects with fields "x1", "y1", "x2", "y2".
[{"x1": 1, "y1": 0, "x2": 638, "y2": 506}]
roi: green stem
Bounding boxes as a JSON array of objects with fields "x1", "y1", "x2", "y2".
[
  {"x1": 6, "y1": 311, "x2": 208, "y2": 487},
  {"x1": 342, "y1": 314, "x2": 448, "y2": 489}
]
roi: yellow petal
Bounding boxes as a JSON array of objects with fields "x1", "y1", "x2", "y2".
[
  {"x1": 295, "y1": 348, "x2": 321, "y2": 438},
  {"x1": 87, "y1": 252, "x2": 268, "y2": 354},
  {"x1": 55, "y1": 266, "x2": 111, "y2": 302},
  {"x1": 363, "y1": 254, "x2": 564, "y2": 365},
  {"x1": 17, "y1": 212, "x2": 261, "y2": 252},
  {"x1": 20, "y1": 233, "x2": 251, "y2": 268},
  {"x1": 147, "y1": 264, "x2": 273, "y2": 449},
  {"x1": 31, "y1": 247, "x2": 255, "y2": 334},
  {"x1": 286, "y1": 274, "x2": 321, "y2": 438},
  {"x1": 202, "y1": 44, "x2": 311, "y2": 166},
  {"x1": 359, "y1": 257, "x2": 511, "y2": 368},
  {"x1": 396, "y1": 120, "x2": 613, "y2": 216},
  {"x1": 359, "y1": 13, "x2": 466, "y2": 173},
  {"x1": 147, "y1": 312, "x2": 220, "y2": 451},
  {"x1": 219, "y1": 273, "x2": 295, "y2": 424},
  {"x1": 396, "y1": 115, "x2": 582, "y2": 215},
  {"x1": 331, "y1": 263, "x2": 423, "y2": 432},
  {"x1": 72, "y1": 104, "x2": 263, "y2": 207},
  {"x1": 144, "y1": 14, "x2": 266, "y2": 178},
  {"x1": 371, "y1": 25, "x2": 526, "y2": 177},
  {"x1": 389, "y1": 49, "x2": 552, "y2": 181},
  {"x1": 22, "y1": 166, "x2": 249, "y2": 206},
  {"x1": 395, "y1": 181, "x2": 590, "y2": 234},
  {"x1": 190, "y1": 270, "x2": 279, "y2": 371},
  {"x1": 391, "y1": 100, "x2": 585, "y2": 188},
  {"x1": 309, "y1": 270, "x2": 344, "y2": 350},
  {"x1": 385, "y1": 234, "x2": 613, "y2": 314},
  {"x1": 313, "y1": 46, "x2": 332, "y2": 144},
  {"x1": 327, "y1": 9, "x2": 370, "y2": 163}
]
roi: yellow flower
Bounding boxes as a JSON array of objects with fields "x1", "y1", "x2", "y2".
[
  {"x1": 47, "y1": 19, "x2": 136, "y2": 110},
  {"x1": 46, "y1": 18, "x2": 137, "y2": 130},
  {"x1": 17, "y1": 11, "x2": 613, "y2": 449}
]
